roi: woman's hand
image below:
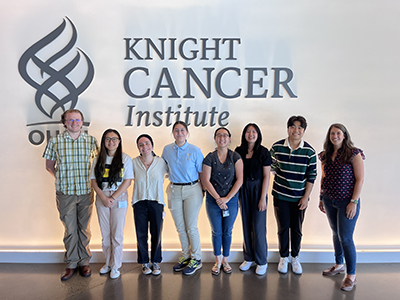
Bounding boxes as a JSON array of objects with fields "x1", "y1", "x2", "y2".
[
  {"x1": 318, "y1": 200, "x2": 326, "y2": 213},
  {"x1": 346, "y1": 202, "x2": 357, "y2": 219},
  {"x1": 216, "y1": 197, "x2": 229, "y2": 210},
  {"x1": 258, "y1": 198, "x2": 267, "y2": 212},
  {"x1": 101, "y1": 196, "x2": 114, "y2": 208}
]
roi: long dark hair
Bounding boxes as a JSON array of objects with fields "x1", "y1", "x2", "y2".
[
  {"x1": 237, "y1": 123, "x2": 263, "y2": 157},
  {"x1": 322, "y1": 123, "x2": 354, "y2": 165},
  {"x1": 95, "y1": 129, "x2": 123, "y2": 190}
]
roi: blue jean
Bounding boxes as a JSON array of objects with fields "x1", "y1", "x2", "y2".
[
  {"x1": 206, "y1": 192, "x2": 239, "y2": 257},
  {"x1": 322, "y1": 194, "x2": 360, "y2": 275}
]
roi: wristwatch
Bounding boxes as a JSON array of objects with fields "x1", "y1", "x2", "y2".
[{"x1": 350, "y1": 199, "x2": 359, "y2": 204}]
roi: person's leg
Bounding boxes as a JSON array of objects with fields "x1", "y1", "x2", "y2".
[
  {"x1": 148, "y1": 201, "x2": 164, "y2": 263},
  {"x1": 133, "y1": 201, "x2": 150, "y2": 264},
  {"x1": 109, "y1": 192, "x2": 128, "y2": 270},
  {"x1": 76, "y1": 192, "x2": 94, "y2": 266},
  {"x1": 167, "y1": 184, "x2": 190, "y2": 259},
  {"x1": 221, "y1": 193, "x2": 239, "y2": 258},
  {"x1": 56, "y1": 192, "x2": 79, "y2": 269},
  {"x1": 240, "y1": 181, "x2": 255, "y2": 262},
  {"x1": 206, "y1": 194, "x2": 223, "y2": 257},
  {"x1": 182, "y1": 183, "x2": 203, "y2": 260},
  {"x1": 95, "y1": 194, "x2": 112, "y2": 267},
  {"x1": 322, "y1": 195, "x2": 345, "y2": 266},
  {"x1": 337, "y1": 201, "x2": 360, "y2": 275},
  {"x1": 273, "y1": 198, "x2": 290, "y2": 257},
  {"x1": 289, "y1": 201, "x2": 306, "y2": 258},
  {"x1": 250, "y1": 180, "x2": 268, "y2": 266}
]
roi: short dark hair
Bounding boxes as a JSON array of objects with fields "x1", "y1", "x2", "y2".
[
  {"x1": 172, "y1": 121, "x2": 188, "y2": 131},
  {"x1": 287, "y1": 116, "x2": 307, "y2": 130},
  {"x1": 214, "y1": 127, "x2": 231, "y2": 138}
]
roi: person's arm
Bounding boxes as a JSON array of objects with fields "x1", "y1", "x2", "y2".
[
  {"x1": 346, "y1": 153, "x2": 364, "y2": 219},
  {"x1": 91, "y1": 179, "x2": 114, "y2": 208},
  {"x1": 258, "y1": 165, "x2": 271, "y2": 211},
  {"x1": 45, "y1": 159, "x2": 56, "y2": 177},
  {"x1": 110, "y1": 179, "x2": 132, "y2": 200},
  {"x1": 202, "y1": 165, "x2": 221, "y2": 201},
  {"x1": 318, "y1": 163, "x2": 326, "y2": 213},
  {"x1": 219, "y1": 159, "x2": 244, "y2": 205},
  {"x1": 298, "y1": 181, "x2": 314, "y2": 210}
]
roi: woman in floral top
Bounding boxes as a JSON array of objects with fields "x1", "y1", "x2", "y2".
[{"x1": 318, "y1": 123, "x2": 365, "y2": 292}]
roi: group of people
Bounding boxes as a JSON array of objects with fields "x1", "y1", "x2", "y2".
[{"x1": 43, "y1": 110, "x2": 364, "y2": 292}]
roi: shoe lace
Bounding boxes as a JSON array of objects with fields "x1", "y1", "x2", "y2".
[
  {"x1": 187, "y1": 259, "x2": 198, "y2": 268},
  {"x1": 153, "y1": 262, "x2": 160, "y2": 270},
  {"x1": 143, "y1": 263, "x2": 150, "y2": 269},
  {"x1": 292, "y1": 257, "x2": 300, "y2": 266},
  {"x1": 178, "y1": 256, "x2": 188, "y2": 263}
]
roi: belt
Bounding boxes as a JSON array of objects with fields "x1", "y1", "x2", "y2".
[{"x1": 172, "y1": 180, "x2": 199, "y2": 186}]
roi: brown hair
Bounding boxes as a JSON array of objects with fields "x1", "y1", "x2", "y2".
[
  {"x1": 322, "y1": 123, "x2": 354, "y2": 165},
  {"x1": 61, "y1": 109, "x2": 84, "y2": 128}
]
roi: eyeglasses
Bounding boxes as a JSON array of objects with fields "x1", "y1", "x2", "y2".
[
  {"x1": 67, "y1": 119, "x2": 82, "y2": 123},
  {"x1": 105, "y1": 137, "x2": 120, "y2": 142},
  {"x1": 216, "y1": 134, "x2": 230, "y2": 138}
]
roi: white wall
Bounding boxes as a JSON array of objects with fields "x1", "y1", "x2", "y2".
[{"x1": 1, "y1": 0, "x2": 399, "y2": 260}]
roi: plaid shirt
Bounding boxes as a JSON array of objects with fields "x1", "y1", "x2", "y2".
[{"x1": 43, "y1": 131, "x2": 99, "y2": 195}]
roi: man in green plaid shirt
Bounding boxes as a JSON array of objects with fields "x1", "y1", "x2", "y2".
[{"x1": 43, "y1": 109, "x2": 99, "y2": 281}]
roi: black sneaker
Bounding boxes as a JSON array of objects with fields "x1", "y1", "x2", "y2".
[
  {"x1": 173, "y1": 257, "x2": 191, "y2": 272},
  {"x1": 182, "y1": 259, "x2": 202, "y2": 275}
]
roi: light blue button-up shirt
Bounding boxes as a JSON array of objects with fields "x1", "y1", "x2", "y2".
[{"x1": 162, "y1": 141, "x2": 204, "y2": 183}]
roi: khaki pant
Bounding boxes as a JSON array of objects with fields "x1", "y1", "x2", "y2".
[
  {"x1": 167, "y1": 182, "x2": 203, "y2": 260},
  {"x1": 56, "y1": 191, "x2": 94, "y2": 269},
  {"x1": 95, "y1": 191, "x2": 128, "y2": 270}
]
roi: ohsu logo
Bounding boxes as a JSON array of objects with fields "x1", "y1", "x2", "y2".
[{"x1": 19, "y1": 17, "x2": 94, "y2": 145}]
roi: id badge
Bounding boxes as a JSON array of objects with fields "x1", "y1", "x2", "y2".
[
  {"x1": 222, "y1": 209, "x2": 230, "y2": 217},
  {"x1": 118, "y1": 200, "x2": 128, "y2": 208}
]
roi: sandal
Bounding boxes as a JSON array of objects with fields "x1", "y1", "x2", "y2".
[
  {"x1": 211, "y1": 263, "x2": 221, "y2": 275},
  {"x1": 222, "y1": 262, "x2": 232, "y2": 274}
]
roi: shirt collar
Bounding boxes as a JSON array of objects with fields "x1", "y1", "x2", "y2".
[
  {"x1": 284, "y1": 138, "x2": 304, "y2": 150},
  {"x1": 63, "y1": 131, "x2": 86, "y2": 140},
  {"x1": 173, "y1": 141, "x2": 188, "y2": 150}
]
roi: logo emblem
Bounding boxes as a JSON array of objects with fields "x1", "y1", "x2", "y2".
[{"x1": 19, "y1": 17, "x2": 94, "y2": 119}]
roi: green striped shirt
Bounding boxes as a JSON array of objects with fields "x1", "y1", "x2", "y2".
[{"x1": 270, "y1": 138, "x2": 317, "y2": 202}]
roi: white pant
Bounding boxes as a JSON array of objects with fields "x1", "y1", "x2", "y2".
[{"x1": 95, "y1": 191, "x2": 128, "y2": 269}]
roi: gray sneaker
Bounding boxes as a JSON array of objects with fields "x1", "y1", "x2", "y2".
[
  {"x1": 142, "y1": 263, "x2": 152, "y2": 275},
  {"x1": 152, "y1": 262, "x2": 161, "y2": 275}
]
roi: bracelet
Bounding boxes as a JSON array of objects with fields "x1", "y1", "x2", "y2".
[
  {"x1": 110, "y1": 195, "x2": 115, "y2": 200},
  {"x1": 350, "y1": 199, "x2": 358, "y2": 204}
]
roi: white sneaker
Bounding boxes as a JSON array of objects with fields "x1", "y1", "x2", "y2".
[
  {"x1": 239, "y1": 261, "x2": 256, "y2": 271},
  {"x1": 110, "y1": 269, "x2": 120, "y2": 279},
  {"x1": 277, "y1": 257, "x2": 289, "y2": 274},
  {"x1": 99, "y1": 265, "x2": 111, "y2": 274},
  {"x1": 255, "y1": 264, "x2": 268, "y2": 275},
  {"x1": 152, "y1": 262, "x2": 161, "y2": 276},
  {"x1": 291, "y1": 256, "x2": 303, "y2": 274},
  {"x1": 142, "y1": 263, "x2": 152, "y2": 275}
]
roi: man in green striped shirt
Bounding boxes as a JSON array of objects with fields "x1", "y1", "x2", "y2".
[
  {"x1": 43, "y1": 109, "x2": 98, "y2": 281},
  {"x1": 270, "y1": 116, "x2": 317, "y2": 275}
]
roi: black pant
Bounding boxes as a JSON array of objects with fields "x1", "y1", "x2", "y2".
[
  {"x1": 133, "y1": 200, "x2": 164, "y2": 263},
  {"x1": 273, "y1": 197, "x2": 305, "y2": 257},
  {"x1": 240, "y1": 179, "x2": 268, "y2": 265}
]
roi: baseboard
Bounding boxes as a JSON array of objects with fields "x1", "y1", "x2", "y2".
[{"x1": 1, "y1": 248, "x2": 399, "y2": 264}]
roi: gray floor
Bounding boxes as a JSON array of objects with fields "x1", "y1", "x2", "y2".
[{"x1": 0, "y1": 263, "x2": 399, "y2": 300}]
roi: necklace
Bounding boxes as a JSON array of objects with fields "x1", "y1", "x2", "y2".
[{"x1": 140, "y1": 156, "x2": 154, "y2": 170}]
